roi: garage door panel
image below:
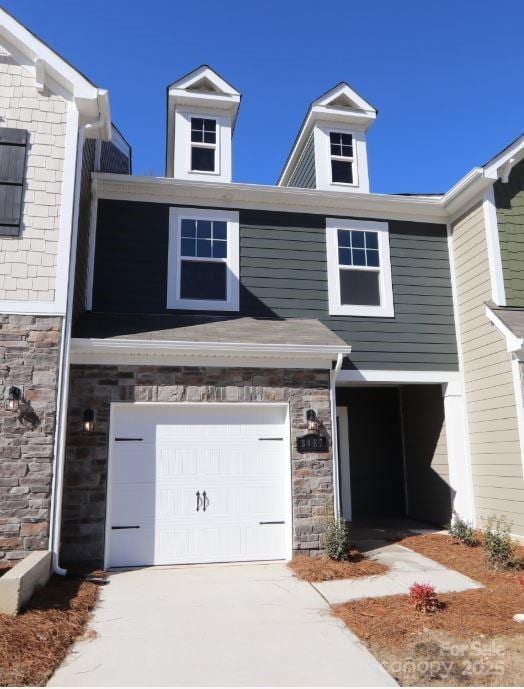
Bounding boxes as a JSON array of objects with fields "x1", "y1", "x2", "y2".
[{"x1": 108, "y1": 404, "x2": 290, "y2": 567}]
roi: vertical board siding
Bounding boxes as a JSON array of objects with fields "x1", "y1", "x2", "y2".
[
  {"x1": 452, "y1": 203, "x2": 524, "y2": 534},
  {"x1": 400, "y1": 384, "x2": 451, "y2": 526},
  {"x1": 91, "y1": 201, "x2": 458, "y2": 371},
  {"x1": 100, "y1": 141, "x2": 131, "y2": 175},
  {"x1": 72, "y1": 138, "x2": 96, "y2": 322},
  {"x1": 494, "y1": 160, "x2": 524, "y2": 306},
  {"x1": 285, "y1": 135, "x2": 316, "y2": 189}
]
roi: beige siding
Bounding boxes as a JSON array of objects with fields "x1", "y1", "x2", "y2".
[
  {"x1": 451, "y1": 203, "x2": 524, "y2": 534},
  {"x1": 0, "y1": 42, "x2": 68, "y2": 302}
]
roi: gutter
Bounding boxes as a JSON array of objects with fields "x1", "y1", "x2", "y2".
[
  {"x1": 330, "y1": 352, "x2": 346, "y2": 517},
  {"x1": 49, "y1": 104, "x2": 107, "y2": 576}
]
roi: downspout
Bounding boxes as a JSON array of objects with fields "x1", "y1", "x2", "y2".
[
  {"x1": 330, "y1": 352, "x2": 345, "y2": 517},
  {"x1": 49, "y1": 107, "x2": 106, "y2": 575}
]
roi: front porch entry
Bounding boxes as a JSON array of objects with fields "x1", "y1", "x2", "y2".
[{"x1": 336, "y1": 384, "x2": 453, "y2": 528}]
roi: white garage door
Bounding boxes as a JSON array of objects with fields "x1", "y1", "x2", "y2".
[{"x1": 106, "y1": 404, "x2": 290, "y2": 568}]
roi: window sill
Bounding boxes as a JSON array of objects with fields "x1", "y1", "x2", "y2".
[
  {"x1": 329, "y1": 304, "x2": 395, "y2": 318},
  {"x1": 188, "y1": 169, "x2": 221, "y2": 176}
]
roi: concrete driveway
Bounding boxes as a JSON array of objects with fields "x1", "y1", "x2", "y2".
[{"x1": 49, "y1": 563, "x2": 395, "y2": 687}]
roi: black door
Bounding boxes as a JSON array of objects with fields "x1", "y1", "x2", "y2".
[{"x1": 338, "y1": 387, "x2": 405, "y2": 518}]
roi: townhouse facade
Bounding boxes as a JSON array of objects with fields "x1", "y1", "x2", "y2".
[{"x1": 0, "y1": 9, "x2": 523, "y2": 570}]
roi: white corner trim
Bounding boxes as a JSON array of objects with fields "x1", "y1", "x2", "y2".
[
  {"x1": 326, "y1": 218, "x2": 394, "y2": 317},
  {"x1": 510, "y1": 358, "x2": 524, "y2": 478},
  {"x1": 337, "y1": 369, "x2": 461, "y2": 384},
  {"x1": 167, "y1": 207, "x2": 239, "y2": 311},
  {"x1": 483, "y1": 185, "x2": 506, "y2": 306},
  {"x1": 485, "y1": 305, "x2": 523, "y2": 353}
]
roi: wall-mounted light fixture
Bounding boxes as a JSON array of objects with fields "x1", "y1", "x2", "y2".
[
  {"x1": 306, "y1": 409, "x2": 319, "y2": 434},
  {"x1": 4, "y1": 386, "x2": 22, "y2": 412},
  {"x1": 82, "y1": 409, "x2": 95, "y2": 434}
]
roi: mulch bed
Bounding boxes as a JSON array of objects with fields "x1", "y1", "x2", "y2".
[
  {"x1": 332, "y1": 533, "x2": 524, "y2": 686},
  {"x1": 288, "y1": 550, "x2": 388, "y2": 582},
  {"x1": 0, "y1": 573, "x2": 104, "y2": 686}
]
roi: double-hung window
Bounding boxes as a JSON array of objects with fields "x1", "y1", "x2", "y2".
[
  {"x1": 326, "y1": 218, "x2": 394, "y2": 317},
  {"x1": 167, "y1": 208, "x2": 239, "y2": 311},
  {"x1": 329, "y1": 131, "x2": 354, "y2": 184},
  {"x1": 190, "y1": 117, "x2": 217, "y2": 172}
]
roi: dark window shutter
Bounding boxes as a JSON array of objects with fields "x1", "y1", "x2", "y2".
[{"x1": 0, "y1": 127, "x2": 28, "y2": 236}]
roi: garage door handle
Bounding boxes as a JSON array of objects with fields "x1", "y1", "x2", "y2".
[
  {"x1": 259, "y1": 521, "x2": 285, "y2": 525},
  {"x1": 114, "y1": 437, "x2": 143, "y2": 442},
  {"x1": 202, "y1": 490, "x2": 208, "y2": 511},
  {"x1": 196, "y1": 491, "x2": 201, "y2": 511},
  {"x1": 112, "y1": 525, "x2": 140, "y2": 529}
]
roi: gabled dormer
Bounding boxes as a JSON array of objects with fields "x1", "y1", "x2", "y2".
[
  {"x1": 278, "y1": 82, "x2": 376, "y2": 193},
  {"x1": 166, "y1": 65, "x2": 241, "y2": 182}
]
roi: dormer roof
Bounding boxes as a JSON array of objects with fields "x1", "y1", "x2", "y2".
[
  {"x1": 278, "y1": 81, "x2": 376, "y2": 186},
  {"x1": 166, "y1": 65, "x2": 241, "y2": 176}
]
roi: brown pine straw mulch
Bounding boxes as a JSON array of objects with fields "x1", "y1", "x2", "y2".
[
  {"x1": 289, "y1": 549, "x2": 388, "y2": 582},
  {"x1": 0, "y1": 573, "x2": 104, "y2": 687},
  {"x1": 332, "y1": 534, "x2": 524, "y2": 686}
]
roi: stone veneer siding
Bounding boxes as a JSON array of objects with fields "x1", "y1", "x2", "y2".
[
  {"x1": 61, "y1": 365, "x2": 333, "y2": 566},
  {"x1": 0, "y1": 314, "x2": 62, "y2": 562}
]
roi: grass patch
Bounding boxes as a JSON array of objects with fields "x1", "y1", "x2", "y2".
[
  {"x1": 333, "y1": 534, "x2": 524, "y2": 686},
  {"x1": 0, "y1": 573, "x2": 104, "y2": 686},
  {"x1": 289, "y1": 551, "x2": 388, "y2": 582}
]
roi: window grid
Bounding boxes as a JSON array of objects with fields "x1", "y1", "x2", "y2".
[
  {"x1": 329, "y1": 131, "x2": 354, "y2": 185},
  {"x1": 337, "y1": 229, "x2": 380, "y2": 270},
  {"x1": 191, "y1": 118, "x2": 216, "y2": 144},
  {"x1": 180, "y1": 219, "x2": 227, "y2": 260}
]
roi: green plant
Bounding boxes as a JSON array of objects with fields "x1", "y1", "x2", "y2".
[
  {"x1": 324, "y1": 516, "x2": 351, "y2": 561},
  {"x1": 448, "y1": 510, "x2": 478, "y2": 546},
  {"x1": 482, "y1": 514, "x2": 518, "y2": 570},
  {"x1": 408, "y1": 582, "x2": 441, "y2": 613}
]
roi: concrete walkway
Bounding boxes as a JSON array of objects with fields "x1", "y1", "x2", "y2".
[
  {"x1": 49, "y1": 563, "x2": 396, "y2": 687},
  {"x1": 314, "y1": 543, "x2": 482, "y2": 605}
]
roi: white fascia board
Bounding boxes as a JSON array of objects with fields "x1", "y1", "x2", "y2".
[
  {"x1": 170, "y1": 66, "x2": 240, "y2": 97},
  {"x1": 337, "y1": 369, "x2": 461, "y2": 385},
  {"x1": 92, "y1": 174, "x2": 448, "y2": 224},
  {"x1": 71, "y1": 337, "x2": 351, "y2": 358},
  {"x1": 483, "y1": 135, "x2": 524, "y2": 182},
  {"x1": 0, "y1": 8, "x2": 99, "y2": 103},
  {"x1": 485, "y1": 305, "x2": 524, "y2": 353},
  {"x1": 313, "y1": 82, "x2": 376, "y2": 114}
]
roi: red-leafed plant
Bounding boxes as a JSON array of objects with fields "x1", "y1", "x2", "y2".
[
  {"x1": 517, "y1": 574, "x2": 524, "y2": 588},
  {"x1": 408, "y1": 582, "x2": 441, "y2": 613}
]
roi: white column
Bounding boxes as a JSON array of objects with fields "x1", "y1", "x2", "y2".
[{"x1": 443, "y1": 381, "x2": 475, "y2": 524}]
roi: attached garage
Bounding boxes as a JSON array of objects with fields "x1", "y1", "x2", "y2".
[{"x1": 105, "y1": 403, "x2": 292, "y2": 568}]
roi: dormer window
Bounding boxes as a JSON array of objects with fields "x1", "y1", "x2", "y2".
[
  {"x1": 191, "y1": 117, "x2": 217, "y2": 172},
  {"x1": 330, "y1": 132, "x2": 354, "y2": 184}
]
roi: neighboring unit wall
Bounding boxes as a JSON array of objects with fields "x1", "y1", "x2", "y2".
[
  {"x1": 61, "y1": 365, "x2": 332, "y2": 565},
  {"x1": 72, "y1": 139, "x2": 96, "y2": 321},
  {"x1": 0, "y1": 314, "x2": 62, "y2": 562},
  {"x1": 0, "y1": 43, "x2": 68, "y2": 302},
  {"x1": 451, "y1": 202, "x2": 524, "y2": 534},
  {"x1": 285, "y1": 135, "x2": 316, "y2": 189},
  {"x1": 91, "y1": 202, "x2": 458, "y2": 372},
  {"x1": 494, "y1": 160, "x2": 524, "y2": 306}
]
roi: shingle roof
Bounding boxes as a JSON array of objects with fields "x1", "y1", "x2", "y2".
[{"x1": 73, "y1": 313, "x2": 349, "y2": 350}]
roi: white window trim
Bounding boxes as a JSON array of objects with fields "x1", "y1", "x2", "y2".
[
  {"x1": 189, "y1": 115, "x2": 219, "y2": 175},
  {"x1": 328, "y1": 130, "x2": 357, "y2": 187},
  {"x1": 167, "y1": 207, "x2": 239, "y2": 311},
  {"x1": 326, "y1": 217, "x2": 394, "y2": 317}
]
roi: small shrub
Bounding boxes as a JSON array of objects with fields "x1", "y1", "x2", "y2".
[
  {"x1": 324, "y1": 517, "x2": 351, "y2": 561},
  {"x1": 448, "y1": 510, "x2": 478, "y2": 546},
  {"x1": 408, "y1": 582, "x2": 441, "y2": 614},
  {"x1": 482, "y1": 514, "x2": 518, "y2": 570}
]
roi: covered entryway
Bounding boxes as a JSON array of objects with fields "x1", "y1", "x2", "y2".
[
  {"x1": 337, "y1": 384, "x2": 452, "y2": 527},
  {"x1": 106, "y1": 403, "x2": 291, "y2": 568}
]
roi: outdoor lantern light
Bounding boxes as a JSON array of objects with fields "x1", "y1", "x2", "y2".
[
  {"x1": 4, "y1": 386, "x2": 22, "y2": 412},
  {"x1": 82, "y1": 409, "x2": 95, "y2": 434},
  {"x1": 306, "y1": 409, "x2": 319, "y2": 433}
]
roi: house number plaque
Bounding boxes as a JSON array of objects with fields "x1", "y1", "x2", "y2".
[{"x1": 296, "y1": 433, "x2": 329, "y2": 453}]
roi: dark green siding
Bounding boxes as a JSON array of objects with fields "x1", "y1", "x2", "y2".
[
  {"x1": 285, "y1": 135, "x2": 316, "y2": 189},
  {"x1": 240, "y1": 210, "x2": 458, "y2": 370},
  {"x1": 92, "y1": 200, "x2": 458, "y2": 371},
  {"x1": 494, "y1": 160, "x2": 524, "y2": 306}
]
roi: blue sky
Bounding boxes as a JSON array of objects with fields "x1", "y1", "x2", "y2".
[{"x1": 4, "y1": 0, "x2": 524, "y2": 193}]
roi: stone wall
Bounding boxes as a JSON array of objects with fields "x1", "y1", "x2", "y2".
[
  {"x1": 0, "y1": 314, "x2": 62, "y2": 562},
  {"x1": 0, "y1": 43, "x2": 68, "y2": 301},
  {"x1": 61, "y1": 365, "x2": 333, "y2": 566}
]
